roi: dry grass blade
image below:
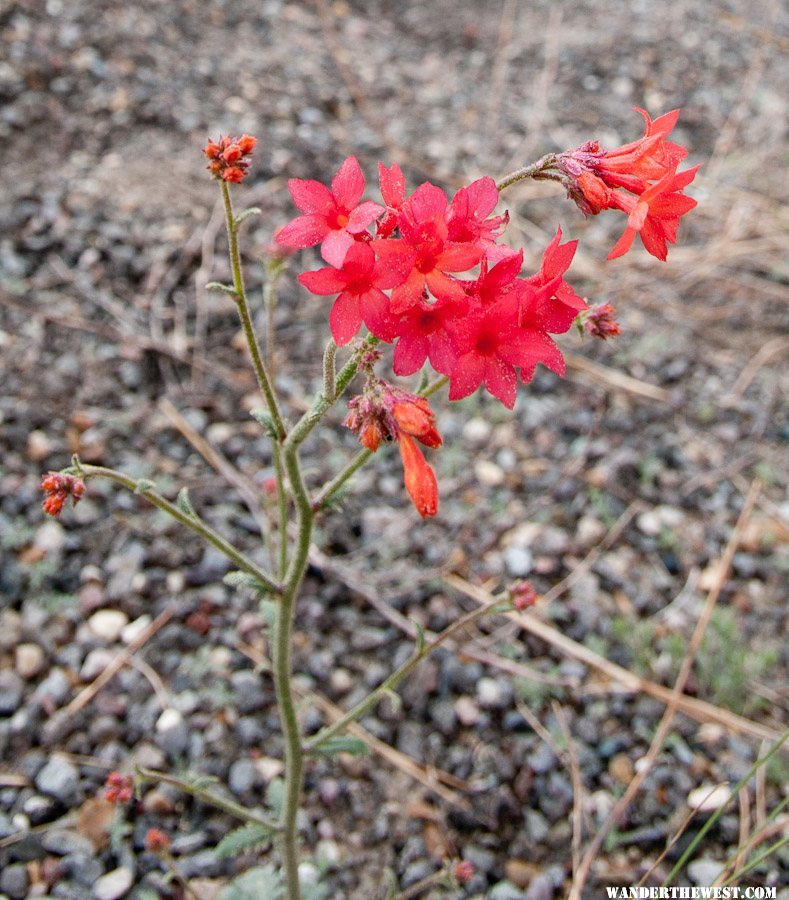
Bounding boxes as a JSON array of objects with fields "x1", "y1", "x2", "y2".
[
  {"x1": 63, "y1": 608, "x2": 173, "y2": 717},
  {"x1": 553, "y1": 702, "x2": 585, "y2": 880},
  {"x1": 568, "y1": 478, "x2": 762, "y2": 898},
  {"x1": 564, "y1": 351, "x2": 671, "y2": 403}
]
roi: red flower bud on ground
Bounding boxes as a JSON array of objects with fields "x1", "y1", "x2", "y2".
[
  {"x1": 144, "y1": 827, "x2": 171, "y2": 853},
  {"x1": 583, "y1": 303, "x2": 621, "y2": 339},
  {"x1": 511, "y1": 580, "x2": 538, "y2": 610},
  {"x1": 105, "y1": 771, "x2": 134, "y2": 804},
  {"x1": 454, "y1": 860, "x2": 475, "y2": 883}
]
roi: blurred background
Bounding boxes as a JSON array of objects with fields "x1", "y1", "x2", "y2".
[{"x1": 1, "y1": 1, "x2": 787, "y2": 897}]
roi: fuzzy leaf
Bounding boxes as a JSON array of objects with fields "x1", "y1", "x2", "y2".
[
  {"x1": 206, "y1": 281, "x2": 239, "y2": 298},
  {"x1": 217, "y1": 865, "x2": 284, "y2": 900},
  {"x1": 311, "y1": 736, "x2": 369, "y2": 757},
  {"x1": 214, "y1": 822, "x2": 276, "y2": 859},
  {"x1": 234, "y1": 207, "x2": 262, "y2": 227},
  {"x1": 266, "y1": 777, "x2": 285, "y2": 817},
  {"x1": 176, "y1": 487, "x2": 198, "y2": 519},
  {"x1": 250, "y1": 408, "x2": 278, "y2": 438},
  {"x1": 223, "y1": 571, "x2": 273, "y2": 595},
  {"x1": 134, "y1": 479, "x2": 157, "y2": 494}
]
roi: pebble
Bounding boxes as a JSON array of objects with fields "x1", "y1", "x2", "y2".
[
  {"x1": 524, "y1": 872, "x2": 554, "y2": 900},
  {"x1": 462, "y1": 417, "x2": 492, "y2": 445},
  {"x1": 80, "y1": 648, "x2": 116, "y2": 681},
  {"x1": 687, "y1": 783, "x2": 730, "y2": 812},
  {"x1": 504, "y1": 545, "x2": 533, "y2": 577},
  {"x1": 477, "y1": 676, "x2": 512, "y2": 709},
  {"x1": 608, "y1": 753, "x2": 634, "y2": 785},
  {"x1": 92, "y1": 866, "x2": 134, "y2": 900},
  {"x1": 687, "y1": 858, "x2": 725, "y2": 885},
  {"x1": 120, "y1": 614, "x2": 151, "y2": 644},
  {"x1": 35, "y1": 755, "x2": 80, "y2": 805},
  {"x1": 33, "y1": 667, "x2": 71, "y2": 708},
  {"x1": 228, "y1": 758, "x2": 258, "y2": 795},
  {"x1": 489, "y1": 881, "x2": 526, "y2": 900},
  {"x1": 0, "y1": 669, "x2": 24, "y2": 715},
  {"x1": 15, "y1": 642, "x2": 46, "y2": 679},
  {"x1": 0, "y1": 863, "x2": 29, "y2": 900},
  {"x1": 0, "y1": 608, "x2": 23, "y2": 650},
  {"x1": 454, "y1": 695, "x2": 481, "y2": 727},
  {"x1": 27, "y1": 429, "x2": 52, "y2": 460},
  {"x1": 88, "y1": 609, "x2": 129, "y2": 643},
  {"x1": 155, "y1": 707, "x2": 189, "y2": 757},
  {"x1": 33, "y1": 519, "x2": 66, "y2": 554},
  {"x1": 42, "y1": 828, "x2": 96, "y2": 856},
  {"x1": 475, "y1": 459, "x2": 506, "y2": 487}
]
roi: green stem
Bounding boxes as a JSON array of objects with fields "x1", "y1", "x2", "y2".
[
  {"x1": 722, "y1": 836, "x2": 789, "y2": 886},
  {"x1": 220, "y1": 181, "x2": 286, "y2": 440},
  {"x1": 420, "y1": 374, "x2": 448, "y2": 398},
  {"x1": 495, "y1": 153, "x2": 562, "y2": 193},
  {"x1": 322, "y1": 339, "x2": 337, "y2": 404},
  {"x1": 273, "y1": 443, "x2": 289, "y2": 580},
  {"x1": 137, "y1": 768, "x2": 281, "y2": 832},
  {"x1": 77, "y1": 464, "x2": 280, "y2": 595},
  {"x1": 305, "y1": 600, "x2": 505, "y2": 752},
  {"x1": 312, "y1": 447, "x2": 373, "y2": 512}
]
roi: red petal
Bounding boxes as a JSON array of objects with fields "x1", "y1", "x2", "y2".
[
  {"x1": 639, "y1": 217, "x2": 669, "y2": 260},
  {"x1": 347, "y1": 200, "x2": 385, "y2": 233},
  {"x1": 483, "y1": 356, "x2": 518, "y2": 409},
  {"x1": 321, "y1": 229, "x2": 355, "y2": 268},
  {"x1": 288, "y1": 179, "x2": 335, "y2": 215},
  {"x1": 439, "y1": 242, "x2": 483, "y2": 272},
  {"x1": 607, "y1": 226, "x2": 637, "y2": 260},
  {"x1": 331, "y1": 156, "x2": 365, "y2": 209},
  {"x1": 277, "y1": 215, "x2": 329, "y2": 248},
  {"x1": 448, "y1": 351, "x2": 485, "y2": 401},
  {"x1": 404, "y1": 182, "x2": 448, "y2": 223},
  {"x1": 398, "y1": 434, "x2": 438, "y2": 517},
  {"x1": 298, "y1": 266, "x2": 348, "y2": 296},
  {"x1": 360, "y1": 289, "x2": 399, "y2": 342},
  {"x1": 393, "y1": 333, "x2": 430, "y2": 376},
  {"x1": 425, "y1": 270, "x2": 468, "y2": 303},
  {"x1": 378, "y1": 162, "x2": 406, "y2": 208},
  {"x1": 329, "y1": 292, "x2": 362, "y2": 345}
]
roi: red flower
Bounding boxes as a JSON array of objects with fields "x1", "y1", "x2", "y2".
[
  {"x1": 607, "y1": 164, "x2": 700, "y2": 260},
  {"x1": 298, "y1": 242, "x2": 405, "y2": 346},
  {"x1": 445, "y1": 176, "x2": 511, "y2": 262},
  {"x1": 398, "y1": 433, "x2": 438, "y2": 518},
  {"x1": 377, "y1": 182, "x2": 482, "y2": 314},
  {"x1": 344, "y1": 383, "x2": 441, "y2": 517},
  {"x1": 41, "y1": 472, "x2": 85, "y2": 517},
  {"x1": 522, "y1": 227, "x2": 587, "y2": 315},
  {"x1": 202, "y1": 134, "x2": 256, "y2": 183},
  {"x1": 391, "y1": 293, "x2": 465, "y2": 377},
  {"x1": 516, "y1": 277, "x2": 571, "y2": 384},
  {"x1": 376, "y1": 161, "x2": 406, "y2": 238},
  {"x1": 583, "y1": 303, "x2": 621, "y2": 339},
  {"x1": 105, "y1": 771, "x2": 134, "y2": 805},
  {"x1": 277, "y1": 156, "x2": 384, "y2": 267}
]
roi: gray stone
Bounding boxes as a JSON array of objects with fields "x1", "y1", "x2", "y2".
[
  {"x1": 35, "y1": 756, "x2": 80, "y2": 805},
  {"x1": 503, "y1": 546, "x2": 533, "y2": 577},
  {"x1": 178, "y1": 849, "x2": 224, "y2": 878},
  {"x1": 524, "y1": 872, "x2": 554, "y2": 900},
  {"x1": 687, "y1": 858, "x2": 725, "y2": 885},
  {"x1": 228, "y1": 758, "x2": 258, "y2": 795},
  {"x1": 42, "y1": 828, "x2": 96, "y2": 856},
  {"x1": 34, "y1": 667, "x2": 72, "y2": 707},
  {"x1": 0, "y1": 669, "x2": 24, "y2": 715},
  {"x1": 92, "y1": 866, "x2": 134, "y2": 900},
  {"x1": 463, "y1": 844, "x2": 497, "y2": 874},
  {"x1": 489, "y1": 881, "x2": 526, "y2": 900},
  {"x1": 0, "y1": 862, "x2": 29, "y2": 899}
]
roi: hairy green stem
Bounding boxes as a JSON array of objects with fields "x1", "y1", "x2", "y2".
[
  {"x1": 220, "y1": 181, "x2": 286, "y2": 440},
  {"x1": 272, "y1": 443, "x2": 289, "y2": 580},
  {"x1": 76, "y1": 464, "x2": 280, "y2": 594},
  {"x1": 322, "y1": 339, "x2": 337, "y2": 403},
  {"x1": 305, "y1": 600, "x2": 505, "y2": 752},
  {"x1": 137, "y1": 767, "x2": 281, "y2": 832},
  {"x1": 496, "y1": 152, "x2": 563, "y2": 193},
  {"x1": 312, "y1": 447, "x2": 373, "y2": 512},
  {"x1": 420, "y1": 374, "x2": 448, "y2": 398}
]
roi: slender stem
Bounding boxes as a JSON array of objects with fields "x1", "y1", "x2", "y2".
[
  {"x1": 420, "y1": 374, "x2": 448, "y2": 398},
  {"x1": 722, "y1": 836, "x2": 789, "y2": 886},
  {"x1": 220, "y1": 181, "x2": 286, "y2": 440},
  {"x1": 312, "y1": 447, "x2": 373, "y2": 512},
  {"x1": 137, "y1": 767, "x2": 281, "y2": 831},
  {"x1": 305, "y1": 600, "x2": 505, "y2": 752},
  {"x1": 263, "y1": 265, "x2": 280, "y2": 382},
  {"x1": 495, "y1": 152, "x2": 562, "y2": 193},
  {"x1": 77, "y1": 464, "x2": 281, "y2": 595},
  {"x1": 273, "y1": 443, "x2": 289, "y2": 580},
  {"x1": 322, "y1": 339, "x2": 337, "y2": 403}
]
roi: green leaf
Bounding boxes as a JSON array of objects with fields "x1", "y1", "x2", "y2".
[
  {"x1": 214, "y1": 822, "x2": 276, "y2": 859},
  {"x1": 259, "y1": 598, "x2": 277, "y2": 628},
  {"x1": 266, "y1": 777, "x2": 285, "y2": 817},
  {"x1": 217, "y1": 865, "x2": 284, "y2": 900},
  {"x1": 413, "y1": 620, "x2": 426, "y2": 654},
  {"x1": 205, "y1": 281, "x2": 239, "y2": 298},
  {"x1": 187, "y1": 773, "x2": 220, "y2": 791},
  {"x1": 311, "y1": 736, "x2": 369, "y2": 757},
  {"x1": 176, "y1": 487, "x2": 198, "y2": 519},
  {"x1": 223, "y1": 570, "x2": 273, "y2": 595},
  {"x1": 234, "y1": 207, "x2": 262, "y2": 227},
  {"x1": 250, "y1": 408, "x2": 278, "y2": 438},
  {"x1": 134, "y1": 478, "x2": 157, "y2": 494}
]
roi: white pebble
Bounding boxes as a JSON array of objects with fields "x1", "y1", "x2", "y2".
[
  {"x1": 92, "y1": 866, "x2": 133, "y2": 900},
  {"x1": 120, "y1": 615, "x2": 151, "y2": 645},
  {"x1": 15, "y1": 643, "x2": 45, "y2": 679},
  {"x1": 687, "y1": 783, "x2": 730, "y2": 812},
  {"x1": 87, "y1": 609, "x2": 129, "y2": 643},
  {"x1": 475, "y1": 459, "x2": 505, "y2": 487},
  {"x1": 156, "y1": 707, "x2": 184, "y2": 733}
]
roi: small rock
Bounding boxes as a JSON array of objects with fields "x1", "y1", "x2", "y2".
[
  {"x1": 33, "y1": 520, "x2": 66, "y2": 555},
  {"x1": 228, "y1": 758, "x2": 257, "y2": 795},
  {"x1": 42, "y1": 828, "x2": 96, "y2": 856},
  {"x1": 463, "y1": 417, "x2": 492, "y2": 446},
  {"x1": 454, "y1": 695, "x2": 481, "y2": 727},
  {"x1": 687, "y1": 783, "x2": 730, "y2": 812},
  {"x1": 0, "y1": 608, "x2": 23, "y2": 650},
  {"x1": 80, "y1": 648, "x2": 116, "y2": 681},
  {"x1": 504, "y1": 546, "x2": 533, "y2": 577},
  {"x1": 477, "y1": 677, "x2": 512, "y2": 709},
  {"x1": 33, "y1": 667, "x2": 71, "y2": 707},
  {"x1": 524, "y1": 872, "x2": 554, "y2": 900},
  {"x1": 609, "y1": 753, "x2": 634, "y2": 786},
  {"x1": 15, "y1": 642, "x2": 46, "y2": 679},
  {"x1": 475, "y1": 459, "x2": 506, "y2": 487},
  {"x1": 687, "y1": 858, "x2": 725, "y2": 885},
  {"x1": 87, "y1": 609, "x2": 129, "y2": 643},
  {"x1": 329, "y1": 668, "x2": 353, "y2": 694},
  {"x1": 0, "y1": 669, "x2": 24, "y2": 715},
  {"x1": 27, "y1": 429, "x2": 52, "y2": 461},
  {"x1": 92, "y1": 866, "x2": 134, "y2": 900},
  {"x1": 155, "y1": 707, "x2": 189, "y2": 757},
  {"x1": 489, "y1": 881, "x2": 526, "y2": 900},
  {"x1": 576, "y1": 515, "x2": 606, "y2": 548},
  {"x1": 506, "y1": 859, "x2": 538, "y2": 889},
  {"x1": 35, "y1": 755, "x2": 80, "y2": 805},
  {"x1": 0, "y1": 862, "x2": 29, "y2": 899},
  {"x1": 120, "y1": 614, "x2": 151, "y2": 644}
]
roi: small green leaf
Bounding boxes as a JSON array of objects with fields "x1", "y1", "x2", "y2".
[
  {"x1": 311, "y1": 736, "x2": 369, "y2": 757},
  {"x1": 176, "y1": 486, "x2": 198, "y2": 519},
  {"x1": 413, "y1": 620, "x2": 426, "y2": 654},
  {"x1": 206, "y1": 281, "x2": 239, "y2": 298},
  {"x1": 223, "y1": 570, "x2": 273, "y2": 595},
  {"x1": 250, "y1": 408, "x2": 278, "y2": 438},
  {"x1": 214, "y1": 822, "x2": 276, "y2": 859},
  {"x1": 266, "y1": 777, "x2": 285, "y2": 817},
  {"x1": 259, "y1": 598, "x2": 277, "y2": 628},
  {"x1": 187, "y1": 773, "x2": 220, "y2": 791},
  {"x1": 234, "y1": 207, "x2": 262, "y2": 227},
  {"x1": 217, "y1": 865, "x2": 284, "y2": 900},
  {"x1": 134, "y1": 478, "x2": 157, "y2": 494}
]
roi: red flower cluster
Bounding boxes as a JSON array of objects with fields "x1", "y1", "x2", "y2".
[
  {"x1": 203, "y1": 134, "x2": 257, "y2": 183},
  {"x1": 583, "y1": 303, "x2": 621, "y2": 340},
  {"x1": 41, "y1": 472, "x2": 85, "y2": 517},
  {"x1": 555, "y1": 108, "x2": 698, "y2": 260},
  {"x1": 344, "y1": 382, "x2": 441, "y2": 517},
  {"x1": 280, "y1": 159, "x2": 588, "y2": 409},
  {"x1": 105, "y1": 771, "x2": 134, "y2": 805},
  {"x1": 510, "y1": 580, "x2": 538, "y2": 611}
]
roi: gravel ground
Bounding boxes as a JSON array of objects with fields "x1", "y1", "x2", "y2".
[{"x1": 1, "y1": 0, "x2": 787, "y2": 897}]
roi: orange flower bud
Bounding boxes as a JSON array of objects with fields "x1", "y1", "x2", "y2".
[
  {"x1": 398, "y1": 434, "x2": 438, "y2": 517},
  {"x1": 222, "y1": 144, "x2": 242, "y2": 164},
  {"x1": 237, "y1": 135, "x2": 257, "y2": 154},
  {"x1": 221, "y1": 166, "x2": 246, "y2": 183}
]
